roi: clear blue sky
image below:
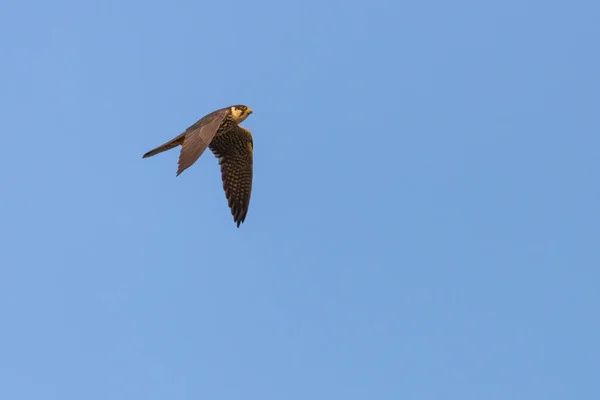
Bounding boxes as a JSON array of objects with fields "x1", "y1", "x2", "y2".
[{"x1": 1, "y1": 0, "x2": 598, "y2": 399}]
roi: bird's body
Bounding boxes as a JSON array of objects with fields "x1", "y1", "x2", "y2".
[{"x1": 142, "y1": 105, "x2": 254, "y2": 227}]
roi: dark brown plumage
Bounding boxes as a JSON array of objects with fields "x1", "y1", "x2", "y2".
[{"x1": 142, "y1": 105, "x2": 254, "y2": 227}]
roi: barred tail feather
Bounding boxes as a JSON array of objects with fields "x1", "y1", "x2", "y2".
[{"x1": 142, "y1": 134, "x2": 185, "y2": 158}]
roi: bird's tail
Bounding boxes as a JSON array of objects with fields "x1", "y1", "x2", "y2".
[{"x1": 142, "y1": 134, "x2": 185, "y2": 158}]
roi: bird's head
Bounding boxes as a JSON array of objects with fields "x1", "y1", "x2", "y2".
[{"x1": 230, "y1": 105, "x2": 253, "y2": 123}]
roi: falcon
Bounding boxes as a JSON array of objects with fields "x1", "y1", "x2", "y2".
[{"x1": 142, "y1": 105, "x2": 254, "y2": 227}]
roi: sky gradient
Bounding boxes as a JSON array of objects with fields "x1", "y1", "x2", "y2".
[{"x1": 1, "y1": 1, "x2": 599, "y2": 399}]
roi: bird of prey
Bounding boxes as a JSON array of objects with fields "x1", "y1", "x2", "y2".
[{"x1": 142, "y1": 105, "x2": 254, "y2": 227}]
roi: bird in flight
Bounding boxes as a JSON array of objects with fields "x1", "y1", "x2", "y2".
[{"x1": 142, "y1": 105, "x2": 254, "y2": 227}]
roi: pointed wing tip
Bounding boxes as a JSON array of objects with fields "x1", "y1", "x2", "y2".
[{"x1": 235, "y1": 216, "x2": 248, "y2": 228}]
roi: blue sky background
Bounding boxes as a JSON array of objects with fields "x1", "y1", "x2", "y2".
[{"x1": 1, "y1": 0, "x2": 599, "y2": 399}]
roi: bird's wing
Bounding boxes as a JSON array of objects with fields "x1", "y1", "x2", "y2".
[
  {"x1": 216, "y1": 125, "x2": 254, "y2": 227},
  {"x1": 176, "y1": 108, "x2": 230, "y2": 176}
]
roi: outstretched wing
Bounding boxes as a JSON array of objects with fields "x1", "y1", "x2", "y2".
[
  {"x1": 214, "y1": 125, "x2": 254, "y2": 227},
  {"x1": 176, "y1": 108, "x2": 230, "y2": 176}
]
